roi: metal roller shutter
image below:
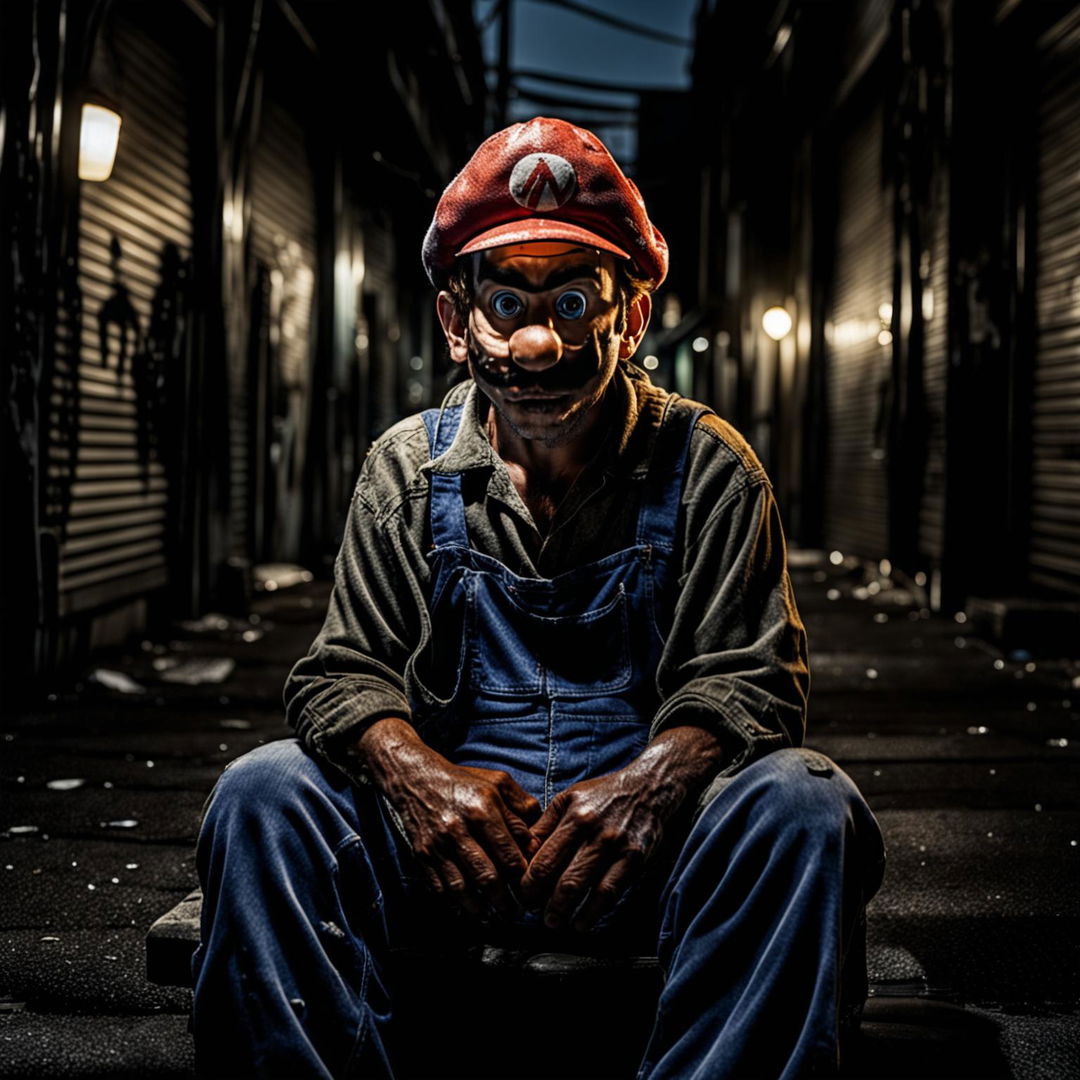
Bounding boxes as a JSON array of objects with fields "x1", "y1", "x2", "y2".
[
  {"x1": 361, "y1": 219, "x2": 399, "y2": 440},
  {"x1": 920, "y1": 171, "x2": 949, "y2": 562},
  {"x1": 246, "y1": 97, "x2": 317, "y2": 563},
  {"x1": 1029, "y1": 8, "x2": 1080, "y2": 595},
  {"x1": 824, "y1": 101, "x2": 893, "y2": 559},
  {"x1": 46, "y1": 16, "x2": 192, "y2": 616}
]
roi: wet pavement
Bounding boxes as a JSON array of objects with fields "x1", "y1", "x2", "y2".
[{"x1": 1, "y1": 552, "x2": 1078, "y2": 1077}]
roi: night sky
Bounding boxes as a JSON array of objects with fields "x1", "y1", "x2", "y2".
[{"x1": 475, "y1": 0, "x2": 700, "y2": 167}]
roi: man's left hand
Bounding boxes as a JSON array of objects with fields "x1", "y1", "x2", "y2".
[{"x1": 517, "y1": 725, "x2": 728, "y2": 932}]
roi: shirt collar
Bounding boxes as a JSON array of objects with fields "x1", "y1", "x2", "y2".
[{"x1": 422, "y1": 360, "x2": 664, "y2": 479}]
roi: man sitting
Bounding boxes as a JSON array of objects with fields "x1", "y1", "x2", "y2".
[{"x1": 190, "y1": 116, "x2": 886, "y2": 1079}]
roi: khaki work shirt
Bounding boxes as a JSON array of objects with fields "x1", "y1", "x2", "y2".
[{"x1": 283, "y1": 360, "x2": 810, "y2": 814}]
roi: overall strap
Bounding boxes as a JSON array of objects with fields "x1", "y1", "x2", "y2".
[
  {"x1": 635, "y1": 395, "x2": 712, "y2": 554},
  {"x1": 422, "y1": 404, "x2": 469, "y2": 548}
]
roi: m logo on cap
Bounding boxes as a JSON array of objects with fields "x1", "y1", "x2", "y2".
[{"x1": 509, "y1": 153, "x2": 577, "y2": 211}]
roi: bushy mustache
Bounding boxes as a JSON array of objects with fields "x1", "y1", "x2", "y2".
[{"x1": 466, "y1": 327, "x2": 613, "y2": 392}]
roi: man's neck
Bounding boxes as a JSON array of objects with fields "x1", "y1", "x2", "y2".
[{"x1": 483, "y1": 381, "x2": 617, "y2": 488}]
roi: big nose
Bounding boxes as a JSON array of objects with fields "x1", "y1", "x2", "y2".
[{"x1": 508, "y1": 325, "x2": 563, "y2": 371}]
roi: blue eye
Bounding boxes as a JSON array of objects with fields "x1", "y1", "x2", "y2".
[
  {"x1": 491, "y1": 291, "x2": 524, "y2": 318},
  {"x1": 555, "y1": 289, "x2": 588, "y2": 320}
]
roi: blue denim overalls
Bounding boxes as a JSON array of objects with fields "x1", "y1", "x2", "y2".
[
  {"x1": 191, "y1": 391, "x2": 887, "y2": 1078},
  {"x1": 412, "y1": 394, "x2": 708, "y2": 816}
]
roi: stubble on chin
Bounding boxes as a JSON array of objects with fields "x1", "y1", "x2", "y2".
[
  {"x1": 509, "y1": 396, "x2": 594, "y2": 448},
  {"x1": 489, "y1": 375, "x2": 618, "y2": 451}
]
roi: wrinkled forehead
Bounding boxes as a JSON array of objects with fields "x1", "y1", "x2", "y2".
[{"x1": 469, "y1": 242, "x2": 618, "y2": 293}]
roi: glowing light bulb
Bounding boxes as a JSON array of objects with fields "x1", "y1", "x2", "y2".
[
  {"x1": 79, "y1": 103, "x2": 122, "y2": 182},
  {"x1": 762, "y1": 306, "x2": 792, "y2": 341}
]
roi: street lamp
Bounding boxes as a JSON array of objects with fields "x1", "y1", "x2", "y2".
[
  {"x1": 79, "y1": 100, "x2": 122, "y2": 182},
  {"x1": 757, "y1": 305, "x2": 794, "y2": 490},
  {"x1": 762, "y1": 305, "x2": 792, "y2": 341}
]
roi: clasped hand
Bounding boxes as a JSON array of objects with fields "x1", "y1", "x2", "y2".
[
  {"x1": 520, "y1": 768, "x2": 666, "y2": 931},
  {"x1": 364, "y1": 718, "x2": 722, "y2": 934},
  {"x1": 388, "y1": 754, "x2": 670, "y2": 933}
]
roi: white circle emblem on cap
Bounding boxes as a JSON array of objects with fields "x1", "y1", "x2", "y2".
[{"x1": 509, "y1": 153, "x2": 577, "y2": 211}]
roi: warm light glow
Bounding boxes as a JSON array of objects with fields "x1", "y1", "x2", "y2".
[
  {"x1": 224, "y1": 197, "x2": 247, "y2": 243},
  {"x1": 878, "y1": 302, "x2": 893, "y2": 322},
  {"x1": 829, "y1": 319, "x2": 881, "y2": 347},
  {"x1": 79, "y1": 103, "x2": 122, "y2": 181},
  {"x1": 691, "y1": 336, "x2": 709, "y2": 353},
  {"x1": 762, "y1": 306, "x2": 792, "y2": 341},
  {"x1": 878, "y1": 329, "x2": 893, "y2": 346},
  {"x1": 642, "y1": 354, "x2": 659, "y2": 370},
  {"x1": 829, "y1": 550, "x2": 844, "y2": 565}
]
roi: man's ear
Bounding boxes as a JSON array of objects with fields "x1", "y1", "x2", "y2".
[
  {"x1": 618, "y1": 291, "x2": 652, "y2": 360},
  {"x1": 436, "y1": 292, "x2": 469, "y2": 366}
]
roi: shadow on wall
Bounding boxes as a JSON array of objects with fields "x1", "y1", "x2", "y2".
[{"x1": 52, "y1": 234, "x2": 190, "y2": 535}]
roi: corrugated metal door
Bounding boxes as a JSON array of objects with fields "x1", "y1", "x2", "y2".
[
  {"x1": 1029, "y1": 8, "x2": 1080, "y2": 595},
  {"x1": 362, "y1": 217, "x2": 400, "y2": 440},
  {"x1": 246, "y1": 97, "x2": 317, "y2": 563},
  {"x1": 919, "y1": 171, "x2": 949, "y2": 564},
  {"x1": 824, "y1": 101, "x2": 893, "y2": 559},
  {"x1": 46, "y1": 16, "x2": 192, "y2": 616}
]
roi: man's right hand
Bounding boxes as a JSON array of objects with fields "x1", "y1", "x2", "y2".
[{"x1": 356, "y1": 717, "x2": 542, "y2": 919}]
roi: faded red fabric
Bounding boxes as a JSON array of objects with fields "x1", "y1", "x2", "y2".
[{"x1": 422, "y1": 116, "x2": 668, "y2": 289}]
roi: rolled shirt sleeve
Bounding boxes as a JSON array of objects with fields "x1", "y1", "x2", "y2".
[
  {"x1": 650, "y1": 459, "x2": 810, "y2": 805},
  {"x1": 282, "y1": 449, "x2": 428, "y2": 776}
]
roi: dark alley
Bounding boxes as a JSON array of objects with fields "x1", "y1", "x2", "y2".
[{"x1": 2, "y1": 1, "x2": 1079, "y2": 1077}]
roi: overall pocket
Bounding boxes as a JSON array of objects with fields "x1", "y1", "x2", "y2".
[{"x1": 469, "y1": 578, "x2": 633, "y2": 699}]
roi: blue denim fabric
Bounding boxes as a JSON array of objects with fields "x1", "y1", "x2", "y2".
[
  {"x1": 413, "y1": 396, "x2": 703, "y2": 813},
  {"x1": 192, "y1": 394, "x2": 886, "y2": 1076},
  {"x1": 191, "y1": 739, "x2": 884, "y2": 1078},
  {"x1": 283, "y1": 369, "x2": 811, "y2": 805}
]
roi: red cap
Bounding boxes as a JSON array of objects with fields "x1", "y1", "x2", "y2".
[{"x1": 422, "y1": 116, "x2": 668, "y2": 289}]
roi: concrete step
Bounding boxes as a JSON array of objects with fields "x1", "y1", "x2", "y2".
[
  {"x1": 0, "y1": 998, "x2": 1071, "y2": 1080},
  {"x1": 142, "y1": 891, "x2": 1019, "y2": 1079},
  {"x1": 0, "y1": 1013, "x2": 194, "y2": 1078}
]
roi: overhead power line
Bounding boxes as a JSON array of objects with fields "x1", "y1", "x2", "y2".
[
  {"x1": 507, "y1": 66, "x2": 684, "y2": 95},
  {"x1": 524, "y1": 0, "x2": 693, "y2": 48},
  {"x1": 509, "y1": 105, "x2": 638, "y2": 129},
  {"x1": 512, "y1": 86, "x2": 639, "y2": 115}
]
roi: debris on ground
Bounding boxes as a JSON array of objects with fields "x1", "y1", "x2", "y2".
[
  {"x1": 45, "y1": 779, "x2": 86, "y2": 791},
  {"x1": 88, "y1": 669, "x2": 145, "y2": 695},
  {"x1": 157, "y1": 658, "x2": 236, "y2": 686},
  {"x1": 254, "y1": 563, "x2": 314, "y2": 592}
]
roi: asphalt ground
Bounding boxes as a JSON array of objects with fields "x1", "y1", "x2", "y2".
[{"x1": 1, "y1": 552, "x2": 1078, "y2": 1078}]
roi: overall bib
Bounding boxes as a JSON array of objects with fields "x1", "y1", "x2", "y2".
[
  {"x1": 412, "y1": 393, "x2": 708, "y2": 814},
  {"x1": 192, "y1": 390, "x2": 887, "y2": 1078}
]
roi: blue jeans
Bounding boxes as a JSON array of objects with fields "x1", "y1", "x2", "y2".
[{"x1": 191, "y1": 739, "x2": 885, "y2": 1079}]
